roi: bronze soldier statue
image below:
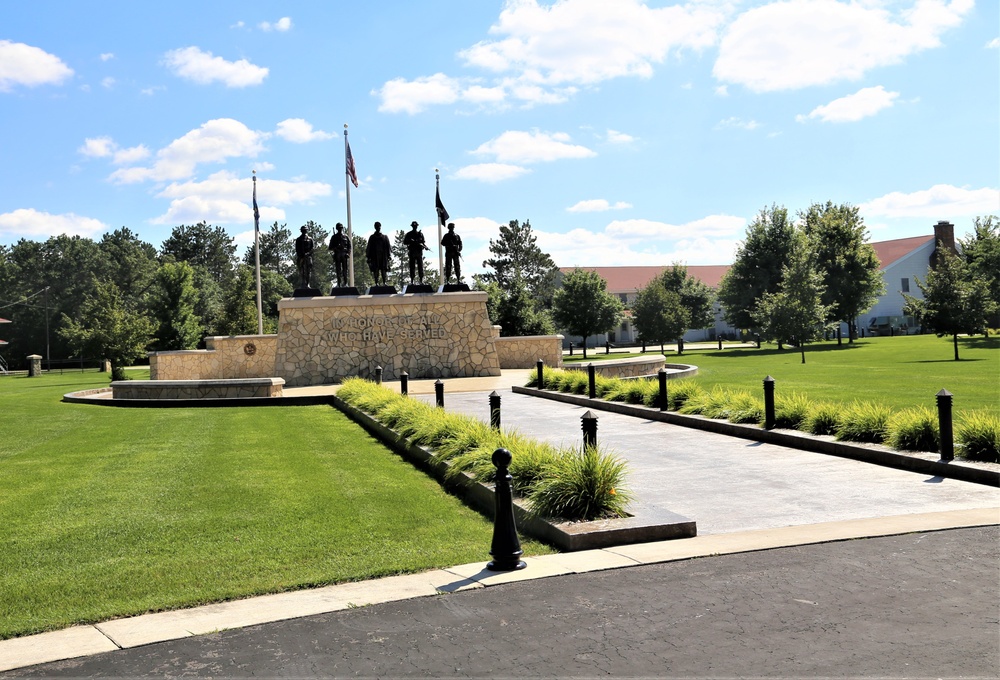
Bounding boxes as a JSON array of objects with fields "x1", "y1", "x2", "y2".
[
  {"x1": 366, "y1": 221, "x2": 391, "y2": 286},
  {"x1": 441, "y1": 222, "x2": 463, "y2": 282},
  {"x1": 328, "y1": 222, "x2": 351, "y2": 287},
  {"x1": 403, "y1": 220, "x2": 430, "y2": 283},
  {"x1": 294, "y1": 225, "x2": 315, "y2": 289}
]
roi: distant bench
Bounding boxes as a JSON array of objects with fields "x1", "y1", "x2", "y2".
[{"x1": 111, "y1": 377, "x2": 284, "y2": 400}]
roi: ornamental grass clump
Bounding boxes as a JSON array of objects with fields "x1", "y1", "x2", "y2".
[
  {"x1": 886, "y1": 407, "x2": 939, "y2": 452},
  {"x1": 726, "y1": 391, "x2": 764, "y2": 425},
  {"x1": 562, "y1": 370, "x2": 590, "y2": 394},
  {"x1": 527, "y1": 445, "x2": 632, "y2": 521},
  {"x1": 835, "y1": 400, "x2": 893, "y2": 443},
  {"x1": 667, "y1": 379, "x2": 703, "y2": 411},
  {"x1": 804, "y1": 402, "x2": 841, "y2": 435},
  {"x1": 956, "y1": 412, "x2": 1000, "y2": 462},
  {"x1": 598, "y1": 377, "x2": 628, "y2": 401},
  {"x1": 774, "y1": 392, "x2": 812, "y2": 430},
  {"x1": 620, "y1": 379, "x2": 655, "y2": 405}
]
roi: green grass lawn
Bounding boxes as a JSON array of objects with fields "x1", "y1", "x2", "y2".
[
  {"x1": 0, "y1": 371, "x2": 553, "y2": 640},
  {"x1": 642, "y1": 335, "x2": 998, "y2": 415}
]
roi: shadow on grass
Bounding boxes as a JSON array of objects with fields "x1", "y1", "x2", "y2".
[{"x1": 702, "y1": 342, "x2": 867, "y2": 360}]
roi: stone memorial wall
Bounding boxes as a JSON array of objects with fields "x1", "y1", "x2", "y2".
[
  {"x1": 275, "y1": 292, "x2": 501, "y2": 386},
  {"x1": 494, "y1": 334, "x2": 564, "y2": 368},
  {"x1": 149, "y1": 335, "x2": 278, "y2": 380}
]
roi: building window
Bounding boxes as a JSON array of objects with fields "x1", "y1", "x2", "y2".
[
  {"x1": 901, "y1": 278, "x2": 909, "y2": 293},
  {"x1": 619, "y1": 293, "x2": 628, "y2": 303}
]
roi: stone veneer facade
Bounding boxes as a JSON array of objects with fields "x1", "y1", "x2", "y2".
[
  {"x1": 149, "y1": 335, "x2": 278, "y2": 380},
  {"x1": 564, "y1": 355, "x2": 668, "y2": 378},
  {"x1": 275, "y1": 292, "x2": 501, "y2": 386},
  {"x1": 112, "y1": 378, "x2": 284, "y2": 400},
  {"x1": 494, "y1": 334, "x2": 564, "y2": 369}
]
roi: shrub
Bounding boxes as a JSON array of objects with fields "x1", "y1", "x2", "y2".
[
  {"x1": 886, "y1": 407, "x2": 939, "y2": 452},
  {"x1": 677, "y1": 389, "x2": 710, "y2": 415},
  {"x1": 527, "y1": 445, "x2": 632, "y2": 521},
  {"x1": 774, "y1": 392, "x2": 812, "y2": 430},
  {"x1": 699, "y1": 387, "x2": 736, "y2": 420},
  {"x1": 667, "y1": 379, "x2": 704, "y2": 411},
  {"x1": 804, "y1": 402, "x2": 841, "y2": 435},
  {"x1": 726, "y1": 391, "x2": 764, "y2": 425},
  {"x1": 562, "y1": 371, "x2": 589, "y2": 394},
  {"x1": 621, "y1": 379, "x2": 655, "y2": 405},
  {"x1": 836, "y1": 401, "x2": 893, "y2": 443},
  {"x1": 594, "y1": 375, "x2": 621, "y2": 399},
  {"x1": 956, "y1": 412, "x2": 1000, "y2": 462}
]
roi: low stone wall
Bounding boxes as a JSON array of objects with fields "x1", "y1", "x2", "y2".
[
  {"x1": 563, "y1": 355, "x2": 677, "y2": 379},
  {"x1": 149, "y1": 335, "x2": 277, "y2": 380},
  {"x1": 111, "y1": 378, "x2": 284, "y2": 400},
  {"x1": 495, "y1": 334, "x2": 564, "y2": 369}
]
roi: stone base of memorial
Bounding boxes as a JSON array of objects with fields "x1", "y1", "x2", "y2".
[
  {"x1": 275, "y1": 291, "x2": 501, "y2": 386},
  {"x1": 366, "y1": 285, "x2": 397, "y2": 295}
]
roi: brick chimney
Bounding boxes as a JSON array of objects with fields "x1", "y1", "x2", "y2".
[{"x1": 930, "y1": 220, "x2": 957, "y2": 269}]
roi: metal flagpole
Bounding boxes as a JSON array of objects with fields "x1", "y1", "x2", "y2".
[
  {"x1": 252, "y1": 171, "x2": 263, "y2": 335},
  {"x1": 435, "y1": 170, "x2": 444, "y2": 287},
  {"x1": 345, "y1": 124, "x2": 355, "y2": 288}
]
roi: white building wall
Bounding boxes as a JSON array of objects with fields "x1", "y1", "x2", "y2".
[{"x1": 863, "y1": 240, "x2": 935, "y2": 324}]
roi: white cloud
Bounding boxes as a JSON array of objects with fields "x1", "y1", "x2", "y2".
[
  {"x1": 567, "y1": 199, "x2": 632, "y2": 213},
  {"x1": 0, "y1": 40, "x2": 74, "y2": 91},
  {"x1": 716, "y1": 117, "x2": 759, "y2": 130},
  {"x1": 796, "y1": 86, "x2": 900, "y2": 123},
  {"x1": 472, "y1": 130, "x2": 595, "y2": 164},
  {"x1": 987, "y1": 37, "x2": 1000, "y2": 49},
  {"x1": 606, "y1": 129, "x2": 635, "y2": 144},
  {"x1": 451, "y1": 216, "x2": 506, "y2": 241},
  {"x1": 715, "y1": 85, "x2": 728, "y2": 96},
  {"x1": 460, "y1": 0, "x2": 722, "y2": 85},
  {"x1": 375, "y1": 73, "x2": 463, "y2": 114},
  {"x1": 275, "y1": 118, "x2": 336, "y2": 143},
  {"x1": 109, "y1": 118, "x2": 268, "y2": 184},
  {"x1": 860, "y1": 184, "x2": 1000, "y2": 218},
  {"x1": 375, "y1": 0, "x2": 723, "y2": 113},
  {"x1": 78, "y1": 136, "x2": 115, "y2": 158},
  {"x1": 113, "y1": 145, "x2": 150, "y2": 165},
  {"x1": 101, "y1": 76, "x2": 115, "y2": 89},
  {"x1": 151, "y1": 170, "x2": 330, "y2": 224},
  {"x1": 535, "y1": 225, "x2": 739, "y2": 268},
  {"x1": 453, "y1": 163, "x2": 530, "y2": 183},
  {"x1": 140, "y1": 85, "x2": 165, "y2": 96},
  {"x1": 162, "y1": 46, "x2": 268, "y2": 88},
  {"x1": 605, "y1": 215, "x2": 746, "y2": 240},
  {"x1": 715, "y1": 0, "x2": 972, "y2": 92},
  {"x1": 100, "y1": 53, "x2": 114, "y2": 62},
  {"x1": 259, "y1": 17, "x2": 293, "y2": 32},
  {"x1": 0, "y1": 208, "x2": 108, "y2": 239}
]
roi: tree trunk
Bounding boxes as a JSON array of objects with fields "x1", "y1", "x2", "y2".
[
  {"x1": 677, "y1": 337, "x2": 684, "y2": 355},
  {"x1": 953, "y1": 333, "x2": 959, "y2": 361},
  {"x1": 800, "y1": 345, "x2": 806, "y2": 364},
  {"x1": 582, "y1": 336, "x2": 588, "y2": 360},
  {"x1": 837, "y1": 325, "x2": 842, "y2": 345}
]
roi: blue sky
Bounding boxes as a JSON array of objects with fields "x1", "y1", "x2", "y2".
[{"x1": 1, "y1": 0, "x2": 997, "y2": 274}]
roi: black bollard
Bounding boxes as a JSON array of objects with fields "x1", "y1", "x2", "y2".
[
  {"x1": 658, "y1": 367, "x2": 668, "y2": 411},
  {"x1": 677, "y1": 338, "x2": 684, "y2": 355},
  {"x1": 375, "y1": 365, "x2": 382, "y2": 385},
  {"x1": 641, "y1": 341, "x2": 646, "y2": 353},
  {"x1": 937, "y1": 389, "x2": 954, "y2": 461},
  {"x1": 763, "y1": 375, "x2": 775, "y2": 430},
  {"x1": 536, "y1": 359, "x2": 544, "y2": 389},
  {"x1": 754, "y1": 333, "x2": 761, "y2": 349},
  {"x1": 487, "y1": 448, "x2": 526, "y2": 572},
  {"x1": 400, "y1": 371, "x2": 408, "y2": 396},
  {"x1": 435, "y1": 379, "x2": 444, "y2": 408},
  {"x1": 581, "y1": 410, "x2": 598, "y2": 451},
  {"x1": 569, "y1": 343, "x2": 573, "y2": 356},
  {"x1": 718, "y1": 337, "x2": 723, "y2": 351},
  {"x1": 605, "y1": 340, "x2": 610, "y2": 355},
  {"x1": 489, "y1": 390, "x2": 501, "y2": 430},
  {"x1": 587, "y1": 363, "x2": 596, "y2": 399}
]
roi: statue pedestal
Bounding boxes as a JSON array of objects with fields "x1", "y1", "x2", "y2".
[
  {"x1": 366, "y1": 285, "x2": 398, "y2": 295},
  {"x1": 403, "y1": 284, "x2": 435, "y2": 294},
  {"x1": 329, "y1": 286, "x2": 361, "y2": 296},
  {"x1": 292, "y1": 287, "x2": 322, "y2": 298},
  {"x1": 439, "y1": 283, "x2": 471, "y2": 293},
  {"x1": 275, "y1": 291, "x2": 501, "y2": 386}
]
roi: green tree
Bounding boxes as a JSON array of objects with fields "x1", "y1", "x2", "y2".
[
  {"x1": 801, "y1": 202, "x2": 884, "y2": 342},
  {"x1": 243, "y1": 222, "x2": 295, "y2": 280},
  {"x1": 481, "y1": 219, "x2": 559, "y2": 307},
  {"x1": 717, "y1": 205, "x2": 796, "y2": 330},
  {"x1": 351, "y1": 234, "x2": 374, "y2": 291},
  {"x1": 160, "y1": 222, "x2": 236, "y2": 284},
  {"x1": 217, "y1": 265, "x2": 258, "y2": 336},
  {"x1": 479, "y1": 275, "x2": 555, "y2": 337},
  {"x1": 148, "y1": 261, "x2": 202, "y2": 351},
  {"x1": 98, "y1": 227, "x2": 159, "y2": 302},
  {"x1": 299, "y1": 221, "x2": 333, "y2": 293},
  {"x1": 390, "y1": 229, "x2": 434, "y2": 289},
  {"x1": 551, "y1": 269, "x2": 623, "y2": 359},
  {"x1": 904, "y1": 248, "x2": 995, "y2": 361},
  {"x1": 632, "y1": 283, "x2": 689, "y2": 354},
  {"x1": 753, "y1": 232, "x2": 830, "y2": 364},
  {"x1": 959, "y1": 215, "x2": 1000, "y2": 324},
  {"x1": 656, "y1": 262, "x2": 715, "y2": 351},
  {"x1": 59, "y1": 279, "x2": 156, "y2": 380}
]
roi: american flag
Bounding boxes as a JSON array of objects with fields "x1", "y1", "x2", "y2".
[{"x1": 346, "y1": 140, "x2": 359, "y2": 188}]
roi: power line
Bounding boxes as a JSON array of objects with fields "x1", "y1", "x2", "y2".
[{"x1": 0, "y1": 287, "x2": 49, "y2": 311}]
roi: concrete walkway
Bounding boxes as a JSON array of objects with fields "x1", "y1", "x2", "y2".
[{"x1": 3, "y1": 371, "x2": 998, "y2": 675}]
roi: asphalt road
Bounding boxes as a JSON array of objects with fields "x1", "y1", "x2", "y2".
[{"x1": 9, "y1": 526, "x2": 998, "y2": 679}]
